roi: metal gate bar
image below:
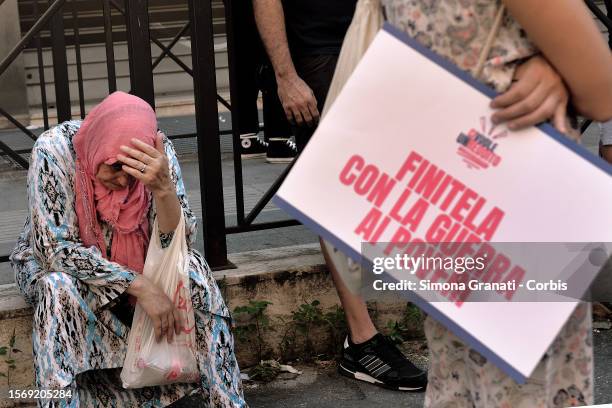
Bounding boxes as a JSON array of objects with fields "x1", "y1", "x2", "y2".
[{"x1": 188, "y1": 0, "x2": 231, "y2": 268}]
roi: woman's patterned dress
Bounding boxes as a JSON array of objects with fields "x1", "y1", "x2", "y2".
[
  {"x1": 10, "y1": 121, "x2": 247, "y2": 407},
  {"x1": 378, "y1": 1, "x2": 593, "y2": 406},
  {"x1": 383, "y1": 0, "x2": 537, "y2": 91}
]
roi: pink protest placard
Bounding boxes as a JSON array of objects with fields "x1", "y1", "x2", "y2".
[{"x1": 274, "y1": 24, "x2": 612, "y2": 382}]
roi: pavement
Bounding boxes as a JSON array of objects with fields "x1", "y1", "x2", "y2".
[{"x1": 168, "y1": 329, "x2": 612, "y2": 407}]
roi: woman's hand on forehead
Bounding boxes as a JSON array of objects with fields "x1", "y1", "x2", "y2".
[
  {"x1": 120, "y1": 138, "x2": 161, "y2": 162},
  {"x1": 116, "y1": 133, "x2": 174, "y2": 196}
]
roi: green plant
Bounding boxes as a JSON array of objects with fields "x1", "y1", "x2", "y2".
[
  {"x1": 385, "y1": 303, "x2": 425, "y2": 344},
  {"x1": 386, "y1": 320, "x2": 408, "y2": 345},
  {"x1": 233, "y1": 300, "x2": 273, "y2": 361},
  {"x1": 323, "y1": 305, "x2": 347, "y2": 357},
  {"x1": 400, "y1": 302, "x2": 425, "y2": 340},
  {"x1": 292, "y1": 300, "x2": 325, "y2": 360},
  {"x1": 0, "y1": 327, "x2": 21, "y2": 386},
  {"x1": 404, "y1": 303, "x2": 425, "y2": 329}
]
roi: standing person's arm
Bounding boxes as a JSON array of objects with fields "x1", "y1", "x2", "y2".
[
  {"x1": 252, "y1": 0, "x2": 320, "y2": 126},
  {"x1": 503, "y1": 0, "x2": 612, "y2": 121}
]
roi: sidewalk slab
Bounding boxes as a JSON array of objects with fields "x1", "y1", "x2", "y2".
[
  {"x1": 169, "y1": 330, "x2": 612, "y2": 408},
  {"x1": 242, "y1": 365, "x2": 425, "y2": 408}
]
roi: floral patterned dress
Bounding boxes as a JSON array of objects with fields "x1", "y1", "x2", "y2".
[
  {"x1": 10, "y1": 121, "x2": 247, "y2": 407},
  {"x1": 383, "y1": 0, "x2": 538, "y2": 92},
  {"x1": 379, "y1": 1, "x2": 594, "y2": 406}
]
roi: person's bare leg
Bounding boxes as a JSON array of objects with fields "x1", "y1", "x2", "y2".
[{"x1": 320, "y1": 238, "x2": 377, "y2": 344}]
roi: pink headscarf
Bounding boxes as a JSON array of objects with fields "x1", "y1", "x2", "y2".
[{"x1": 73, "y1": 91, "x2": 157, "y2": 273}]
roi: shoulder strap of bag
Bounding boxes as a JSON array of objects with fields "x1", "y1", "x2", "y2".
[{"x1": 474, "y1": 3, "x2": 506, "y2": 80}]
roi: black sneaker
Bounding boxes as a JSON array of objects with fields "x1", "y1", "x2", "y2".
[
  {"x1": 241, "y1": 133, "x2": 268, "y2": 158},
  {"x1": 338, "y1": 333, "x2": 427, "y2": 392},
  {"x1": 266, "y1": 137, "x2": 297, "y2": 163}
]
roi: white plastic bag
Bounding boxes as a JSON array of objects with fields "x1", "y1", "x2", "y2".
[{"x1": 121, "y1": 212, "x2": 199, "y2": 388}]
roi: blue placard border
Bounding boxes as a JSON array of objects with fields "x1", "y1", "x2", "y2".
[{"x1": 272, "y1": 23, "x2": 610, "y2": 384}]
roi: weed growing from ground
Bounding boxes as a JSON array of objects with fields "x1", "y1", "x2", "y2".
[
  {"x1": 291, "y1": 300, "x2": 325, "y2": 360},
  {"x1": 234, "y1": 300, "x2": 274, "y2": 361},
  {"x1": 386, "y1": 303, "x2": 425, "y2": 344}
]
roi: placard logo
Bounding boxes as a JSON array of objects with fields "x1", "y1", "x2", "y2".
[{"x1": 456, "y1": 117, "x2": 507, "y2": 170}]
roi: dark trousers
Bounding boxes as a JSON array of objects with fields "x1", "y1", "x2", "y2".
[
  {"x1": 261, "y1": 63, "x2": 293, "y2": 140},
  {"x1": 292, "y1": 54, "x2": 339, "y2": 152},
  {"x1": 231, "y1": 0, "x2": 264, "y2": 135}
]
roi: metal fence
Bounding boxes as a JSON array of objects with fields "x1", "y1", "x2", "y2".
[
  {"x1": 0, "y1": 0, "x2": 299, "y2": 269},
  {"x1": 0, "y1": 0, "x2": 610, "y2": 269}
]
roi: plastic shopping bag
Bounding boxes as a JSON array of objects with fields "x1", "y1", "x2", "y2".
[{"x1": 121, "y1": 212, "x2": 199, "y2": 388}]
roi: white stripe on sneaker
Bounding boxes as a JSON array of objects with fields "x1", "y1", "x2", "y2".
[
  {"x1": 365, "y1": 359, "x2": 383, "y2": 371},
  {"x1": 371, "y1": 364, "x2": 391, "y2": 377}
]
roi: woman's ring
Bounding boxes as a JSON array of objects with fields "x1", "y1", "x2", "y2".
[{"x1": 140, "y1": 164, "x2": 146, "y2": 173}]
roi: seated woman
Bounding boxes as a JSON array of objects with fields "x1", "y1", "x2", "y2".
[{"x1": 10, "y1": 91, "x2": 247, "y2": 407}]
